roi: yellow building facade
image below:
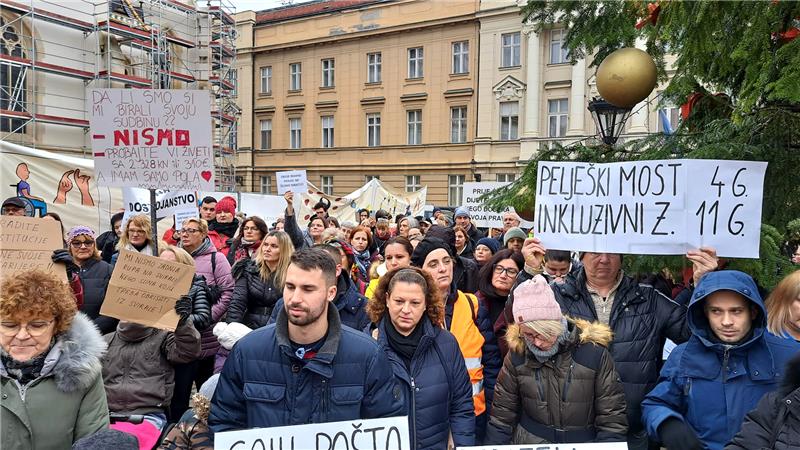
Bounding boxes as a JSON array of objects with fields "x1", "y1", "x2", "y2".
[{"x1": 234, "y1": 0, "x2": 480, "y2": 205}]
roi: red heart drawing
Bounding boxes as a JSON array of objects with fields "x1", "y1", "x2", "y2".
[{"x1": 201, "y1": 171, "x2": 212, "y2": 181}]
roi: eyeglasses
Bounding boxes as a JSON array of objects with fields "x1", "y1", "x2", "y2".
[
  {"x1": 493, "y1": 265, "x2": 520, "y2": 277},
  {"x1": 0, "y1": 320, "x2": 55, "y2": 337},
  {"x1": 179, "y1": 228, "x2": 201, "y2": 235},
  {"x1": 128, "y1": 229, "x2": 146, "y2": 236},
  {"x1": 70, "y1": 240, "x2": 95, "y2": 248},
  {"x1": 243, "y1": 226, "x2": 260, "y2": 232}
]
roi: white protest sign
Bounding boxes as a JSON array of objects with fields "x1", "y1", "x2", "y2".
[
  {"x1": 535, "y1": 159, "x2": 767, "y2": 258},
  {"x1": 122, "y1": 188, "x2": 199, "y2": 220},
  {"x1": 174, "y1": 208, "x2": 198, "y2": 231},
  {"x1": 240, "y1": 192, "x2": 287, "y2": 226},
  {"x1": 462, "y1": 182, "x2": 534, "y2": 229},
  {"x1": 459, "y1": 443, "x2": 627, "y2": 450},
  {"x1": 88, "y1": 88, "x2": 213, "y2": 190},
  {"x1": 213, "y1": 416, "x2": 410, "y2": 450},
  {"x1": 276, "y1": 170, "x2": 308, "y2": 195}
]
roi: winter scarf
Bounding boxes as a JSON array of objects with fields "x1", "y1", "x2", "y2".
[
  {"x1": 384, "y1": 316, "x2": 424, "y2": 367},
  {"x1": 524, "y1": 317, "x2": 571, "y2": 362},
  {"x1": 0, "y1": 342, "x2": 54, "y2": 385},
  {"x1": 234, "y1": 238, "x2": 261, "y2": 262},
  {"x1": 125, "y1": 242, "x2": 154, "y2": 256},
  {"x1": 209, "y1": 219, "x2": 239, "y2": 239},
  {"x1": 189, "y1": 237, "x2": 213, "y2": 257},
  {"x1": 353, "y1": 248, "x2": 372, "y2": 283}
]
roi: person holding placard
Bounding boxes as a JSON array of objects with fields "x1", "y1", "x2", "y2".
[
  {"x1": 367, "y1": 267, "x2": 476, "y2": 449},
  {"x1": 283, "y1": 191, "x2": 328, "y2": 249},
  {"x1": 209, "y1": 247, "x2": 404, "y2": 431}
]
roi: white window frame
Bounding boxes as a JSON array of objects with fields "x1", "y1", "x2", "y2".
[
  {"x1": 452, "y1": 41, "x2": 469, "y2": 74},
  {"x1": 321, "y1": 58, "x2": 335, "y2": 88},
  {"x1": 450, "y1": 106, "x2": 467, "y2": 144},
  {"x1": 260, "y1": 175, "x2": 272, "y2": 194},
  {"x1": 407, "y1": 110, "x2": 422, "y2": 145},
  {"x1": 499, "y1": 101, "x2": 519, "y2": 140},
  {"x1": 289, "y1": 63, "x2": 302, "y2": 91},
  {"x1": 289, "y1": 118, "x2": 302, "y2": 149},
  {"x1": 548, "y1": 99, "x2": 569, "y2": 137},
  {"x1": 405, "y1": 175, "x2": 421, "y2": 193},
  {"x1": 496, "y1": 173, "x2": 516, "y2": 183},
  {"x1": 260, "y1": 66, "x2": 272, "y2": 94},
  {"x1": 367, "y1": 52, "x2": 382, "y2": 83},
  {"x1": 321, "y1": 116, "x2": 334, "y2": 148},
  {"x1": 259, "y1": 119, "x2": 272, "y2": 150},
  {"x1": 366, "y1": 113, "x2": 381, "y2": 147},
  {"x1": 321, "y1": 176, "x2": 334, "y2": 196},
  {"x1": 448, "y1": 175, "x2": 465, "y2": 206},
  {"x1": 501, "y1": 32, "x2": 521, "y2": 67},
  {"x1": 549, "y1": 29, "x2": 569, "y2": 64},
  {"x1": 408, "y1": 47, "x2": 424, "y2": 79}
]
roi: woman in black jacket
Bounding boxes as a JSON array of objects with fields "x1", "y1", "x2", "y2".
[
  {"x1": 227, "y1": 231, "x2": 294, "y2": 329},
  {"x1": 159, "y1": 245, "x2": 212, "y2": 422}
]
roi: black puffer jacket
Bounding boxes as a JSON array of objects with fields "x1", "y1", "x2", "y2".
[
  {"x1": 226, "y1": 258, "x2": 281, "y2": 329},
  {"x1": 549, "y1": 268, "x2": 690, "y2": 433},
  {"x1": 77, "y1": 258, "x2": 117, "y2": 334},
  {"x1": 186, "y1": 274, "x2": 212, "y2": 331},
  {"x1": 726, "y1": 354, "x2": 800, "y2": 450}
]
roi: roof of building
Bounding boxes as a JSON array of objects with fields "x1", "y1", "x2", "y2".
[{"x1": 255, "y1": 0, "x2": 386, "y2": 25}]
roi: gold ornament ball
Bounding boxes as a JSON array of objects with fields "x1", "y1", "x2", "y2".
[{"x1": 596, "y1": 48, "x2": 657, "y2": 108}]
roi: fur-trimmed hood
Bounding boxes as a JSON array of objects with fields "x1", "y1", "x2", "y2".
[
  {"x1": 0, "y1": 313, "x2": 107, "y2": 394},
  {"x1": 506, "y1": 317, "x2": 613, "y2": 355}
]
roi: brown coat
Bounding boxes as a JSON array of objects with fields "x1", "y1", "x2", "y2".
[{"x1": 486, "y1": 318, "x2": 628, "y2": 445}]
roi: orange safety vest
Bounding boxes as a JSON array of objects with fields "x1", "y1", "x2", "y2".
[{"x1": 448, "y1": 290, "x2": 486, "y2": 416}]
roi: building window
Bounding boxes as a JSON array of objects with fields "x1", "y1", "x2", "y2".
[
  {"x1": 321, "y1": 176, "x2": 334, "y2": 195},
  {"x1": 448, "y1": 175, "x2": 465, "y2": 206},
  {"x1": 228, "y1": 68, "x2": 237, "y2": 96},
  {"x1": 407, "y1": 110, "x2": 422, "y2": 145},
  {"x1": 408, "y1": 47, "x2": 424, "y2": 79},
  {"x1": 367, "y1": 113, "x2": 381, "y2": 147},
  {"x1": 450, "y1": 106, "x2": 467, "y2": 143},
  {"x1": 260, "y1": 176, "x2": 272, "y2": 194},
  {"x1": 1, "y1": 18, "x2": 27, "y2": 133},
  {"x1": 365, "y1": 175, "x2": 380, "y2": 182},
  {"x1": 321, "y1": 116, "x2": 334, "y2": 148},
  {"x1": 548, "y1": 99, "x2": 569, "y2": 137},
  {"x1": 289, "y1": 118, "x2": 302, "y2": 149},
  {"x1": 658, "y1": 106, "x2": 681, "y2": 133},
  {"x1": 321, "y1": 58, "x2": 335, "y2": 88},
  {"x1": 406, "y1": 175, "x2": 421, "y2": 192},
  {"x1": 499, "y1": 101, "x2": 519, "y2": 140},
  {"x1": 228, "y1": 128, "x2": 237, "y2": 150},
  {"x1": 452, "y1": 41, "x2": 469, "y2": 74},
  {"x1": 367, "y1": 52, "x2": 381, "y2": 83},
  {"x1": 501, "y1": 32, "x2": 521, "y2": 67},
  {"x1": 289, "y1": 63, "x2": 302, "y2": 90},
  {"x1": 260, "y1": 66, "x2": 272, "y2": 94},
  {"x1": 549, "y1": 29, "x2": 569, "y2": 64},
  {"x1": 496, "y1": 173, "x2": 516, "y2": 183},
  {"x1": 259, "y1": 119, "x2": 272, "y2": 150}
]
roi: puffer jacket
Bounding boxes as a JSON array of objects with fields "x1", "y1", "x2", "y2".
[
  {"x1": 1, "y1": 313, "x2": 109, "y2": 450},
  {"x1": 376, "y1": 316, "x2": 475, "y2": 449},
  {"x1": 227, "y1": 258, "x2": 281, "y2": 329},
  {"x1": 186, "y1": 274, "x2": 212, "y2": 332},
  {"x1": 76, "y1": 257, "x2": 117, "y2": 334},
  {"x1": 485, "y1": 319, "x2": 628, "y2": 444},
  {"x1": 208, "y1": 306, "x2": 404, "y2": 431},
  {"x1": 642, "y1": 270, "x2": 800, "y2": 450},
  {"x1": 191, "y1": 239, "x2": 235, "y2": 358},
  {"x1": 549, "y1": 267, "x2": 690, "y2": 432},
  {"x1": 102, "y1": 320, "x2": 201, "y2": 415},
  {"x1": 726, "y1": 354, "x2": 800, "y2": 450},
  {"x1": 270, "y1": 272, "x2": 370, "y2": 331}
]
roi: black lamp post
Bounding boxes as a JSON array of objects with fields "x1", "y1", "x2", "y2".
[{"x1": 588, "y1": 97, "x2": 632, "y2": 145}]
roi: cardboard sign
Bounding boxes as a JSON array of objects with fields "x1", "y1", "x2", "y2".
[
  {"x1": 276, "y1": 170, "x2": 308, "y2": 195},
  {"x1": 100, "y1": 249, "x2": 194, "y2": 331},
  {"x1": 535, "y1": 159, "x2": 767, "y2": 258},
  {"x1": 462, "y1": 182, "x2": 534, "y2": 229},
  {"x1": 214, "y1": 416, "x2": 410, "y2": 450},
  {"x1": 0, "y1": 216, "x2": 67, "y2": 280},
  {"x1": 459, "y1": 443, "x2": 627, "y2": 450},
  {"x1": 88, "y1": 89, "x2": 214, "y2": 190}
]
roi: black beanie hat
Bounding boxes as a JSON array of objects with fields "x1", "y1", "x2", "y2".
[
  {"x1": 411, "y1": 237, "x2": 453, "y2": 268},
  {"x1": 72, "y1": 429, "x2": 138, "y2": 450}
]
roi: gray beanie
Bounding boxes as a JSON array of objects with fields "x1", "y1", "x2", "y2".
[
  {"x1": 199, "y1": 373, "x2": 220, "y2": 399},
  {"x1": 503, "y1": 227, "x2": 527, "y2": 245},
  {"x1": 72, "y1": 430, "x2": 138, "y2": 450}
]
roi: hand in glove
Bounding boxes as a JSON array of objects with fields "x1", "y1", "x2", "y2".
[
  {"x1": 52, "y1": 249, "x2": 79, "y2": 275},
  {"x1": 658, "y1": 418, "x2": 703, "y2": 450},
  {"x1": 174, "y1": 295, "x2": 193, "y2": 323}
]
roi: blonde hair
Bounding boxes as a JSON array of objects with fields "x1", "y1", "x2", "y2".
[
  {"x1": 766, "y1": 270, "x2": 800, "y2": 337},
  {"x1": 254, "y1": 231, "x2": 294, "y2": 289},
  {"x1": 521, "y1": 319, "x2": 564, "y2": 340},
  {"x1": 118, "y1": 214, "x2": 152, "y2": 249},
  {"x1": 182, "y1": 217, "x2": 209, "y2": 236},
  {"x1": 159, "y1": 245, "x2": 195, "y2": 267}
]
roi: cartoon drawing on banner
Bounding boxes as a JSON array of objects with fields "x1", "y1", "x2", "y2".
[{"x1": 53, "y1": 168, "x2": 95, "y2": 206}]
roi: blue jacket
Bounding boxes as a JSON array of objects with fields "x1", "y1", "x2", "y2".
[
  {"x1": 376, "y1": 316, "x2": 475, "y2": 449},
  {"x1": 208, "y1": 305, "x2": 404, "y2": 432},
  {"x1": 642, "y1": 270, "x2": 800, "y2": 450},
  {"x1": 270, "y1": 273, "x2": 370, "y2": 332}
]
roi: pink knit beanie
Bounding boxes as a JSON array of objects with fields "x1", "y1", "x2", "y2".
[{"x1": 512, "y1": 275, "x2": 562, "y2": 323}]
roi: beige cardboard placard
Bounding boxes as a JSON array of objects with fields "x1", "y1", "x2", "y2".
[
  {"x1": 0, "y1": 216, "x2": 67, "y2": 281},
  {"x1": 100, "y1": 249, "x2": 195, "y2": 331}
]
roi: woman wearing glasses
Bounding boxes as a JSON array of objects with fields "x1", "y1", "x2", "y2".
[
  {"x1": 1, "y1": 270, "x2": 109, "y2": 449},
  {"x1": 111, "y1": 214, "x2": 155, "y2": 266},
  {"x1": 475, "y1": 250, "x2": 524, "y2": 358},
  {"x1": 226, "y1": 216, "x2": 269, "y2": 266},
  {"x1": 52, "y1": 226, "x2": 116, "y2": 334}
]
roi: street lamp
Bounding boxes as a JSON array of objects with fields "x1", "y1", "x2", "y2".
[{"x1": 588, "y1": 97, "x2": 631, "y2": 145}]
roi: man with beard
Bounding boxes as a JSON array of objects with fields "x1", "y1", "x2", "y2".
[{"x1": 209, "y1": 247, "x2": 403, "y2": 430}]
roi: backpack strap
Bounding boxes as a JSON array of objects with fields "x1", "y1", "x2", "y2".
[
  {"x1": 209, "y1": 251, "x2": 218, "y2": 284},
  {"x1": 463, "y1": 292, "x2": 481, "y2": 329}
]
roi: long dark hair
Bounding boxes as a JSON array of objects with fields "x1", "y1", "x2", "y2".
[
  {"x1": 232, "y1": 216, "x2": 269, "y2": 249},
  {"x1": 478, "y1": 249, "x2": 524, "y2": 298}
]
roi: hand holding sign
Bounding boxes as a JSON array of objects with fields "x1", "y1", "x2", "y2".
[
  {"x1": 521, "y1": 237, "x2": 546, "y2": 270},
  {"x1": 687, "y1": 247, "x2": 719, "y2": 285}
]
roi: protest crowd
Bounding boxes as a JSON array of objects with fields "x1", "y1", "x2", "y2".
[{"x1": 2, "y1": 191, "x2": 800, "y2": 450}]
